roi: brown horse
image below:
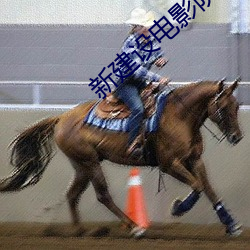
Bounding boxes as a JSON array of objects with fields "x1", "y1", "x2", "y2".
[{"x1": 0, "y1": 79, "x2": 243, "y2": 237}]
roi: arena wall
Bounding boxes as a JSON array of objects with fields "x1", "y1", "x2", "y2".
[
  {"x1": 0, "y1": 108, "x2": 249, "y2": 227},
  {"x1": 0, "y1": 24, "x2": 249, "y2": 82},
  {"x1": 1, "y1": 1, "x2": 249, "y2": 85}
]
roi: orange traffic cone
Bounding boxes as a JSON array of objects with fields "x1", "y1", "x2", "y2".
[{"x1": 125, "y1": 168, "x2": 150, "y2": 228}]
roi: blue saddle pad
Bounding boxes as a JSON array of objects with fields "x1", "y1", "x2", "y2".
[{"x1": 84, "y1": 89, "x2": 171, "y2": 133}]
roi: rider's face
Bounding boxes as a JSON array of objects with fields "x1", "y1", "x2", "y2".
[{"x1": 137, "y1": 25, "x2": 150, "y2": 37}]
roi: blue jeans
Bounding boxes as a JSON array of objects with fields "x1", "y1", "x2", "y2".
[{"x1": 116, "y1": 81, "x2": 145, "y2": 145}]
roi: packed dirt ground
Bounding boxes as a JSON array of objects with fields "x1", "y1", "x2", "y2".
[{"x1": 0, "y1": 222, "x2": 249, "y2": 249}]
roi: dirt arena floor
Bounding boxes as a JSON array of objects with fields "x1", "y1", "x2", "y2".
[{"x1": 0, "y1": 222, "x2": 249, "y2": 250}]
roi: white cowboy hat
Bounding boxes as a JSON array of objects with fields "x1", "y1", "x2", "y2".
[
  {"x1": 125, "y1": 8, "x2": 155, "y2": 28},
  {"x1": 145, "y1": 11, "x2": 155, "y2": 27}
]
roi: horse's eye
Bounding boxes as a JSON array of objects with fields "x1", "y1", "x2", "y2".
[
  {"x1": 234, "y1": 103, "x2": 239, "y2": 112},
  {"x1": 220, "y1": 106, "x2": 226, "y2": 112}
]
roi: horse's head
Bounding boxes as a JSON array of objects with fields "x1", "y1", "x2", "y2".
[{"x1": 208, "y1": 78, "x2": 243, "y2": 145}]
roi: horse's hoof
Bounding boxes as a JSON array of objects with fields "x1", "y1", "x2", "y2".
[
  {"x1": 72, "y1": 227, "x2": 86, "y2": 237},
  {"x1": 87, "y1": 226, "x2": 110, "y2": 237},
  {"x1": 130, "y1": 226, "x2": 146, "y2": 239},
  {"x1": 171, "y1": 199, "x2": 184, "y2": 217},
  {"x1": 42, "y1": 226, "x2": 57, "y2": 237},
  {"x1": 226, "y1": 222, "x2": 243, "y2": 237}
]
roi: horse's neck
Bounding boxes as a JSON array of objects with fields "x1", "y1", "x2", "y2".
[{"x1": 177, "y1": 83, "x2": 218, "y2": 128}]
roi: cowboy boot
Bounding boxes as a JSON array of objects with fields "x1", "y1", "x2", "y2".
[{"x1": 126, "y1": 135, "x2": 144, "y2": 159}]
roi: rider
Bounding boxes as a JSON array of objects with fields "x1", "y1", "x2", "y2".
[{"x1": 115, "y1": 8, "x2": 169, "y2": 157}]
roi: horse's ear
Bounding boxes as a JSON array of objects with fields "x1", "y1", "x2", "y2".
[
  {"x1": 217, "y1": 77, "x2": 226, "y2": 94},
  {"x1": 225, "y1": 77, "x2": 240, "y2": 96}
]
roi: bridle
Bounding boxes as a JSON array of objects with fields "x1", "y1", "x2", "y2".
[
  {"x1": 164, "y1": 81, "x2": 229, "y2": 143},
  {"x1": 209, "y1": 92, "x2": 228, "y2": 143}
]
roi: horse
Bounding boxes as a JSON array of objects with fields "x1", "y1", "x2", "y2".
[{"x1": 0, "y1": 78, "x2": 243, "y2": 237}]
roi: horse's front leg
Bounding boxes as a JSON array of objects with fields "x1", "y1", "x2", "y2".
[
  {"x1": 171, "y1": 158, "x2": 242, "y2": 236},
  {"x1": 164, "y1": 159, "x2": 203, "y2": 217},
  {"x1": 164, "y1": 159, "x2": 204, "y2": 192},
  {"x1": 193, "y1": 159, "x2": 242, "y2": 236}
]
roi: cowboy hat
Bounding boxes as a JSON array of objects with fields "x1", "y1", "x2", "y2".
[{"x1": 125, "y1": 8, "x2": 155, "y2": 28}]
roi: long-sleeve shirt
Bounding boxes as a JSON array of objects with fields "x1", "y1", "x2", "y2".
[{"x1": 119, "y1": 32, "x2": 164, "y2": 83}]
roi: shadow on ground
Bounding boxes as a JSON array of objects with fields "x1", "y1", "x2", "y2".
[{"x1": 0, "y1": 222, "x2": 249, "y2": 249}]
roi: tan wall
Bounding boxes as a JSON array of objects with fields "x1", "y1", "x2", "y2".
[
  {"x1": 0, "y1": 0, "x2": 230, "y2": 24},
  {"x1": 194, "y1": 0, "x2": 230, "y2": 23},
  {"x1": 0, "y1": 108, "x2": 249, "y2": 227},
  {"x1": 166, "y1": 0, "x2": 230, "y2": 23}
]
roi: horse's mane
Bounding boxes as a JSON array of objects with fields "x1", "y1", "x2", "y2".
[{"x1": 171, "y1": 81, "x2": 218, "y2": 102}]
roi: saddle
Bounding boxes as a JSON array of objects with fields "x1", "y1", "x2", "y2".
[{"x1": 95, "y1": 82, "x2": 160, "y2": 119}]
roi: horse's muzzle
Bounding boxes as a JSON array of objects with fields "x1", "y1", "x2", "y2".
[{"x1": 227, "y1": 133, "x2": 243, "y2": 145}]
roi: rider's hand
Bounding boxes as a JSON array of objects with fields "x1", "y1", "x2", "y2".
[
  {"x1": 154, "y1": 58, "x2": 168, "y2": 68},
  {"x1": 159, "y1": 77, "x2": 170, "y2": 85}
]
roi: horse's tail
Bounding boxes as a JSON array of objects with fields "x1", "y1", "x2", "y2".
[{"x1": 0, "y1": 116, "x2": 60, "y2": 192}]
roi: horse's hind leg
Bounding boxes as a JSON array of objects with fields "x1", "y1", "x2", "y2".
[
  {"x1": 66, "y1": 160, "x2": 91, "y2": 232},
  {"x1": 90, "y1": 164, "x2": 144, "y2": 235},
  {"x1": 44, "y1": 160, "x2": 90, "y2": 237}
]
